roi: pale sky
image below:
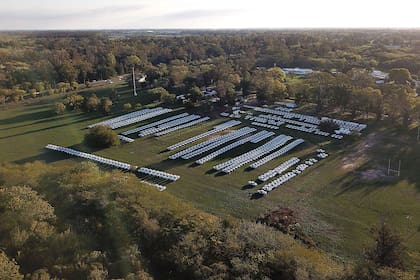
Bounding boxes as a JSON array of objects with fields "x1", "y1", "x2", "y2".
[{"x1": 0, "y1": 0, "x2": 419, "y2": 30}]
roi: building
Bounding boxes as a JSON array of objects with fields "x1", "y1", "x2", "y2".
[{"x1": 282, "y1": 68, "x2": 313, "y2": 76}]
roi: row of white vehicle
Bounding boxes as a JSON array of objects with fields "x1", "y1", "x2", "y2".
[
  {"x1": 155, "y1": 117, "x2": 210, "y2": 136},
  {"x1": 259, "y1": 113, "x2": 319, "y2": 128},
  {"x1": 254, "y1": 107, "x2": 320, "y2": 125},
  {"x1": 109, "y1": 108, "x2": 173, "y2": 129},
  {"x1": 87, "y1": 107, "x2": 158, "y2": 128},
  {"x1": 169, "y1": 126, "x2": 253, "y2": 160},
  {"x1": 137, "y1": 167, "x2": 180, "y2": 181},
  {"x1": 249, "y1": 139, "x2": 305, "y2": 169},
  {"x1": 257, "y1": 157, "x2": 301, "y2": 182},
  {"x1": 178, "y1": 127, "x2": 257, "y2": 160},
  {"x1": 88, "y1": 107, "x2": 172, "y2": 129},
  {"x1": 118, "y1": 135, "x2": 135, "y2": 143},
  {"x1": 139, "y1": 114, "x2": 201, "y2": 136},
  {"x1": 321, "y1": 117, "x2": 367, "y2": 132},
  {"x1": 166, "y1": 120, "x2": 241, "y2": 151},
  {"x1": 45, "y1": 144, "x2": 132, "y2": 170},
  {"x1": 249, "y1": 106, "x2": 367, "y2": 136},
  {"x1": 122, "y1": 113, "x2": 189, "y2": 135},
  {"x1": 245, "y1": 114, "x2": 284, "y2": 127},
  {"x1": 251, "y1": 122, "x2": 280, "y2": 130},
  {"x1": 195, "y1": 130, "x2": 274, "y2": 165},
  {"x1": 213, "y1": 134, "x2": 293, "y2": 174},
  {"x1": 256, "y1": 156, "x2": 323, "y2": 196}
]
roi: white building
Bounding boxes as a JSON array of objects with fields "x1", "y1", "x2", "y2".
[{"x1": 282, "y1": 68, "x2": 313, "y2": 76}]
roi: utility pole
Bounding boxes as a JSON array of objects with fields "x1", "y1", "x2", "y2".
[{"x1": 132, "y1": 66, "x2": 137, "y2": 97}]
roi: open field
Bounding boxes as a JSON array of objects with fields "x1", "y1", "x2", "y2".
[{"x1": 1, "y1": 83, "x2": 419, "y2": 264}]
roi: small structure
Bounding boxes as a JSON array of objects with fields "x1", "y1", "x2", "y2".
[
  {"x1": 370, "y1": 70, "x2": 388, "y2": 84},
  {"x1": 282, "y1": 68, "x2": 313, "y2": 76},
  {"x1": 203, "y1": 88, "x2": 217, "y2": 97}
]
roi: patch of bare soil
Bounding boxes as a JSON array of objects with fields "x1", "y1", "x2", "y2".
[
  {"x1": 341, "y1": 132, "x2": 383, "y2": 171},
  {"x1": 360, "y1": 168, "x2": 387, "y2": 181}
]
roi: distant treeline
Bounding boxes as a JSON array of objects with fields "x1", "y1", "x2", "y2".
[{"x1": 1, "y1": 30, "x2": 420, "y2": 127}]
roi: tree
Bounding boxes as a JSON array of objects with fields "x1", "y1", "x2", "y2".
[
  {"x1": 0, "y1": 251, "x2": 23, "y2": 280},
  {"x1": 382, "y1": 84, "x2": 416, "y2": 127},
  {"x1": 100, "y1": 98, "x2": 113, "y2": 115},
  {"x1": 63, "y1": 94, "x2": 84, "y2": 110},
  {"x1": 57, "y1": 82, "x2": 70, "y2": 93},
  {"x1": 123, "y1": 103, "x2": 132, "y2": 111},
  {"x1": 389, "y1": 68, "x2": 412, "y2": 85},
  {"x1": 160, "y1": 92, "x2": 176, "y2": 105},
  {"x1": 34, "y1": 82, "x2": 45, "y2": 92},
  {"x1": 125, "y1": 55, "x2": 141, "y2": 68},
  {"x1": 85, "y1": 125, "x2": 120, "y2": 148},
  {"x1": 85, "y1": 94, "x2": 100, "y2": 112},
  {"x1": 59, "y1": 61, "x2": 79, "y2": 83},
  {"x1": 216, "y1": 80, "x2": 236, "y2": 104},
  {"x1": 319, "y1": 120, "x2": 340, "y2": 133},
  {"x1": 11, "y1": 89, "x2": 25, "y2": 102},
  {"x1": 148, "y1": 87, "x2": 169, "y2": 101},
  {"x1": 366, "y1": 222, "x2": 406, "y2": 269},
  {"x1": 366, "y1": 87, "x2": 383, "y2": 120},
  {"x1": 188, "y1": 86, "x2": 204, "y2": 103},
  {"x1": 0, "y1": 186, "x2": 56, "y2": 255},
  {"x1": 169, "y1": 60, "x2": 189, "y2": 88},
  {"x1": 307, "y1": 72, "x2": 335, "y2": 112},
  {"x1": 267, "y1": 67, "x2": 286, "y2": 82},
  {"x1": 77, "y1": 60, "x2": 93, "y2": 83},
  {"x1": 54, "y1": 102, "x2": 66, "y2": 115}
]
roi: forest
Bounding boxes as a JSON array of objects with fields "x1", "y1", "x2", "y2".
[{"x1": 0, "y1": 30, "x2": 420, "y2": 127}]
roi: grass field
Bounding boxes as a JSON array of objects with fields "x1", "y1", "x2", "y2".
[{"x1": 1, "y1": 83, "x2": 419, "y2": 265}]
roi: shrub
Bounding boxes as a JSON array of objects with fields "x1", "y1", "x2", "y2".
[
  {"x1": 319, "y1": 120, "x2": 340, "y2": 133},
  {"x1": 123, "y1": 103, "x2": 132, "y2": 111},
  {"x1": 85, "y1": 125, "x2": 120, "y2": 148},
  {"x1": 54, "y1": 102, "x2": 66, "y2": 115}
]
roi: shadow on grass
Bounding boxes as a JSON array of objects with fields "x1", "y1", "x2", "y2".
[
  {"x1": 242, "y1": 184, "x2": 256, "y2": 190},
  {"x1": 147, "y1": 158, "x2": 183, "y2": 171},
  {"x1": 14, "y1": 151, "x2": 71, "y2": 164},
  {"x1": 250, "y1": 193, "x2": 264, "y2": 200},
  {"x1": 0, "y1": 109, "x2": 56, "y2": 126},
  {"x1": 0, "y1": 111, "x2": 101, "y2": 132},
  {"x1": 214, "y1": 172, "x2": 226, "y2": 177},
  {"x1": 205, "y1": 169, "x2": 217, "y2": 175},
  {"x1": 0, "y1": 116, "x2": 101, "y2": 140}
]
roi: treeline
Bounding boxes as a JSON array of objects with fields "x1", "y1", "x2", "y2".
[
  {"x1": 1, "y1": 31, "x2": 420, "y2": 126},
  {"x1": 2, "y1": 30, "x2": 420, "y2": 90},
  {"x1": 0, "y1": 162, "x2": 417, "y2": 279}
]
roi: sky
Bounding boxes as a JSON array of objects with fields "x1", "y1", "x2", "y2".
[{"x1": 0, "y1": 0, "x2": 420, "y2": 30}]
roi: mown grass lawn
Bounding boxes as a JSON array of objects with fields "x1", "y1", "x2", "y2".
[{"x1": 1, "y1": 83, "x2": 419, "y2": 265}]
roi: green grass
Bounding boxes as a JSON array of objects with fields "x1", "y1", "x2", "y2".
[{"x1": 1, "y1": 83, "x2": 420, "y2": 266}]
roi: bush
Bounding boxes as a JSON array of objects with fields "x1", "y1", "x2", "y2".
[
  {"x1": 54, "y1": 102, "x2": 66, "y2": 115},
  {"x1": 123, "y1": 103, "x2": 132, "y2": 111},
  {"x1": 85, "y1": 126, "x2": 120, "y2": 148},
  {"x1": 319, "y1": 120, "x2": 340, "y2": 133}
]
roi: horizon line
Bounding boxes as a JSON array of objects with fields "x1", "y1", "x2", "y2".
[{"x1": 2, "y1": 27, "x2": 420, "y2": 32}]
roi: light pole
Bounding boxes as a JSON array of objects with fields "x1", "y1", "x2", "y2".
[{"x1": 132, "y1": 66, "x2": 137, "y2": 97}]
